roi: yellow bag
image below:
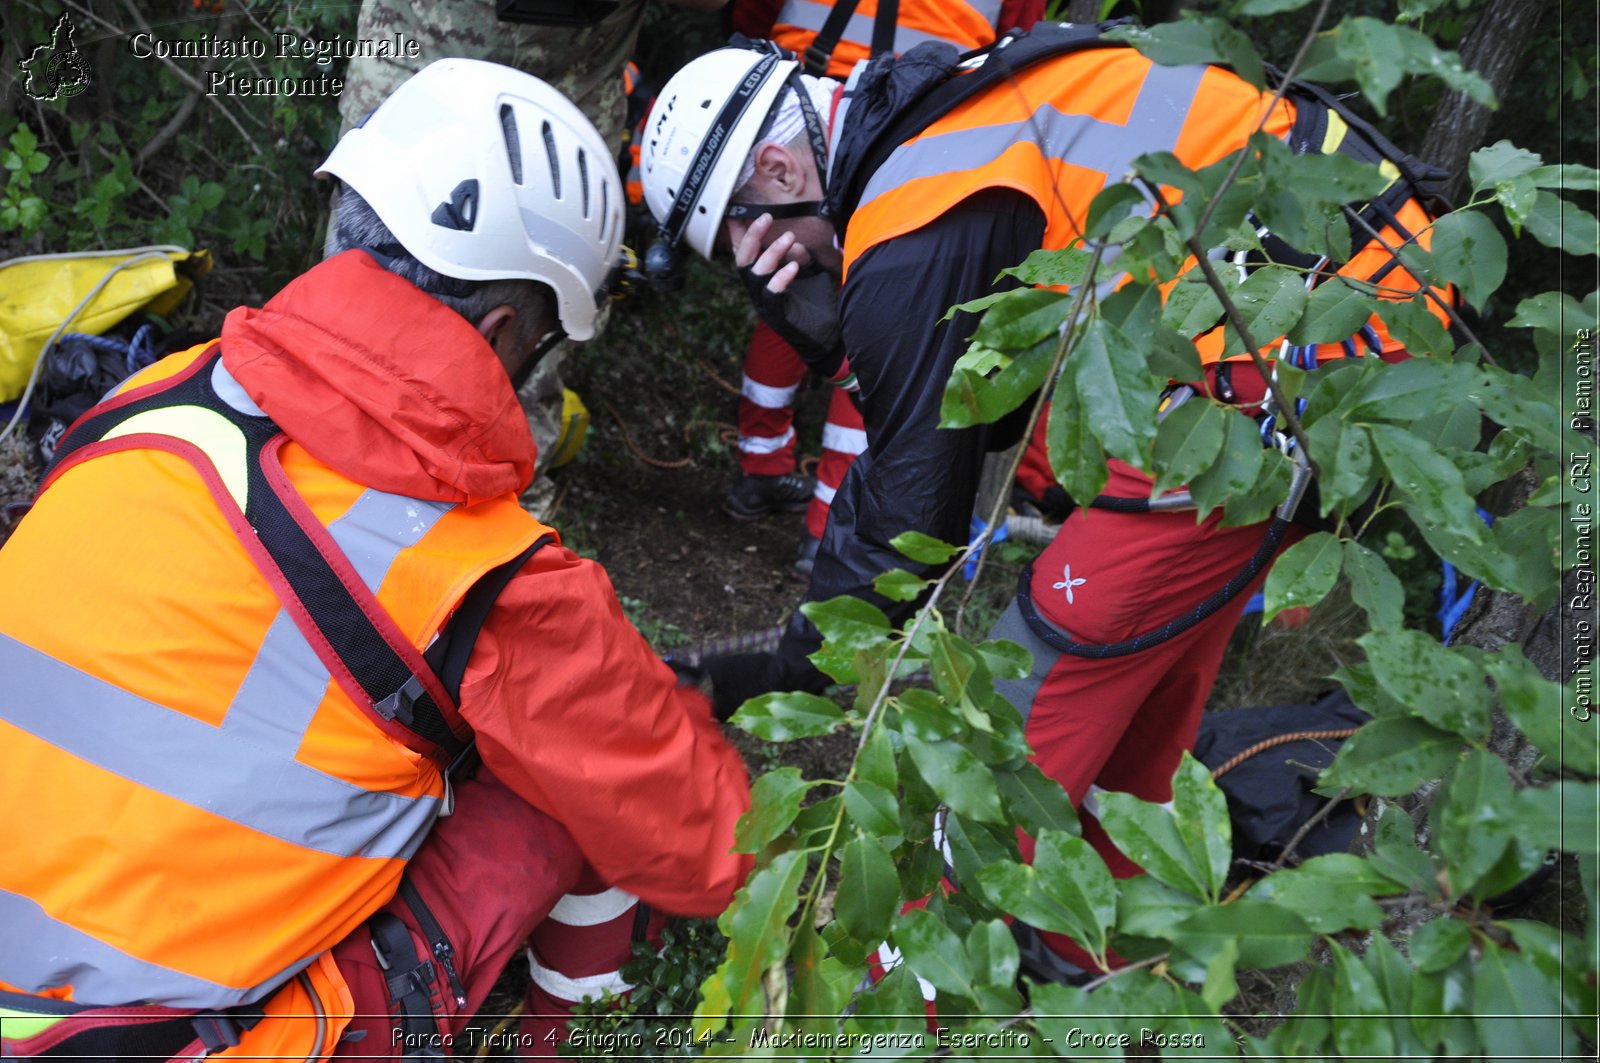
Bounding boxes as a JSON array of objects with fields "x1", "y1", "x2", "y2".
[
  {"x1": 547, "y1": 387, "x2": 591, "y2": 469},
  {"x1": 0, "y1": 246, "x2": 210, "y2": 403}
]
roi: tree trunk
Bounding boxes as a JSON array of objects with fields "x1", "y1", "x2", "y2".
[{"x1": 1418, "y1": 0, "x2": 1548, "y2": 194}]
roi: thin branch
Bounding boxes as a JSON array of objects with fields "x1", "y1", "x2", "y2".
[
  {"x1": 1190, "y1": 0, "x2": 1336, "y2": 242},
  {"x1": 1269, "y1": 787, "x2": 1350, "y2": 870},
  {"x1": 1341, "y1": 205, "x2": 1502, "y2": 368},
  {"x1": 955, "y1": 242, "x2": 1113, "y2": 635},
  {"x1": 82, "y1": 0, "x2": 266, "y2": 156}
]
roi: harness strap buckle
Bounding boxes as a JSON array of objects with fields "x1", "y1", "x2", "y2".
[{"x1": 373, "y1": 673, "x2": 426, "y2": 725}]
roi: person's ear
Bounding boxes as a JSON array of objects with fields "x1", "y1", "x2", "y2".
[
  {"x1": 753, "y1": 141, "x2": 803, "y2": 196},
  {"x1": 476, "y1": 304, "x2": 522, "y2": 373}
]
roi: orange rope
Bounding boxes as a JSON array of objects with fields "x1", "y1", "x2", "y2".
[
  {"x1": 697, "y1": 357, "x2": 743, "y2": 398},
  {"x1": 1210, "y1": 728, "x2": 1361, "y2": 780},
  {"x1": 601, "y1": 397, "x2": 690, "y2": 469}
]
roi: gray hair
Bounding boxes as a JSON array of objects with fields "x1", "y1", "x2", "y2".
[{"x1": 326, "y1": 188, "x2": 551, "y2": 349}]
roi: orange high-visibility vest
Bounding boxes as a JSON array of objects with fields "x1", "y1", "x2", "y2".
[
  {"x1": 842, "y1": 46, "x2": 1445, "y2": 363},
  {"x1": 0, "y1": 342, "x2": 550, "y2": 1054},
  {"x1": 773, "y1": 0, "x2": 1004, "y2": 78}
]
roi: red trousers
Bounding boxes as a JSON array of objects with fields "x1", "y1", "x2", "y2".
[
  {"x1": 331, "y1": 770, "x2": 657, "y2": 1059},
  {"x1": 738, "y1": 320, "x2": 865, "y2": 539},
  {"x1": 990, "y1": 458, "x2": 1303, "y2": 969}
]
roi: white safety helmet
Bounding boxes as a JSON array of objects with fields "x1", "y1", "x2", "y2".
[
  {"x1": 317, "y1": 58, "x2": 623, "y2": 340},
  {"x1": 641, "y1": 47, "x2": 797, "y2": 260}
]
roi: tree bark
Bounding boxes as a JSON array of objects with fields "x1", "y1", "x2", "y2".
[{"x1": 1418, "y1": 0, "x2": 1549, "y2": 195}]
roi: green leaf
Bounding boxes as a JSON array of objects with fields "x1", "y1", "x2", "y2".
[
  {"x1": 734, "y1": 768, "x2": 818, "y2": 852},
  {"x1": 1422, "y1": 209, "x2": 1508, "y2": 310},
  {"x1": 1187, "y1": 407, "x2": 1264, "y2": 521},
  {"x1": 964, "y1": 919, "x2": 1022, "y2": 1001},
  {"x1": 1487, "y1": 647, "x2": 1599, "y2": 777},
  {"x1": 888, "y1": 530, "x2": 962, "y2": 565},
  {"x1": 1000, "y1": 246, "x2": 1092, "y2": 288},
  {"x1": 995, "y1": 762, "x2": 1080, "y2": 838},
  {"x1": 1509, "y1": 781, "x2": 1600, "y2": 855},
  {"x1": 1432, "y1": 749, "x2": 1516, "y2": 897},
  {"x1": 1029, "y1": 983, "x2": 1126, "y2": 1057},
  {"x1": 1200, "y1": 937, "x2": 1240, "y2": 1010},
  {"x1": 1368, "y1": 802, "x2": 1439, "y2": 893},
  {"x1": 1473, "y1": 942, "x2": 1576, "y2": 1060},
  {"x1": 1263, "y1": 531, "x2": 1342, "y2": 621},
  {"x1": 1409, "y1": 917, "x2": 1472, "y2": 974},
  {"x1": 10, "y1": 125, "x2": 38, "y2": 156},
  {"x1": 1369, "y1": 422, "x2": 1487, "y2": 549},
  {"x1": 1330, "y1": 942, "x2": 1397, "y2": 1058},
  {"x1": 1152, "y1": 398, "x2": 1226, "y2": 496},
  {"x1": 1171, "y1": 898, "x2": 1314, "y2": 970},
  {"x1": 801, "y1": 596, "x2": 891, "y2": 654},
  {"x1": 1217, "y1": 444, "x2": 1294, "y2": 528},
  {"x1": 1084, "y1": 182, "x2": 1149, "y2": 241},
  {"x1": 857, "y1": 718, "x2": 898, "y2": 791},
  {"x1": 942, "y1": 334, "x2": 1056, "y2": 428},
  {"x1": 1342, "y1": 539, "x2": 1405, "y2": 631},
  {"x1": 1469, "y1": 140, "x2": 1544, "y2": 191},
  {"x1": 974, "y1": 637, "x2": 1031, "y2": 682},
  {"x1": 893, "y1": 907, "x2": 975, "y2": 999},
  {"x1": 1324, "y1": 716, "x2": 1464, "y2": 796},
  {"x1": 1529, "y1": 162, "x2": 1600, "y2": 192},
  {"x1": 1068, "y1": 318, "x2": 1163, "y2": 471},
  {"x1": 1319, "y1": 18, "x2": 1493, "y2": 116},
  {"x1": 715, "y1": 850, "x2": 807, "y2": 1013},
  {"x1": 1288, "y1": 279, "x2": 1376, "y2": 345},
  {"x1": 1473, "y1": 364, "x2": 1566, "y2": 455},
  {"x1": 1109, "y1": 16, "x2": 1264, "y2": 89},
  {"x1": 902, "y1": 732, "x2": 1005, "y2": 824},
  {"x1": 1033, "y1": 830, "x2": 1117, "y2": 962},
  {"x1": 1345, "y1": 356, "x2": 1479, "y2": 423},
  {"x1": 1222, "y1": 265, "x2": 1308, "y2": 355},
  {"x1": 971, "y1": 288, "x2": 1073, "y2": 350},
  {"x1": 1099, "y1": 753, "x2": 1228, "y2": 902},
  {"x1": 734, "y1": 691, "x2": 846, "y2": 742},
  {"x1": 835, "y1": 835, "x2": 900, "y2": 948},
  {"x1": 1110, "y1": 877, "x2": 1200, "y2": 953},
  {"x1": 1359, "y1": 630, "x2": 1492, "y2": 741},
  {"x1": 1046, "y1": 352, "x2": 1109, "y2": 503},
  {"x1": 843, "y1": 779, "x2": 902, "y2": 846},
  {"x1": 873, "y1": 568, "x2": 929, "y2": 603},
  {"x1": 1524, "y1": 190, "x2": 1600, "y2": 257},
  {"x1": 1162, "y1": 274, "x2": 1225, "y2": 338},
  {"x1": 1376, "y1": 294, "x2": 1454, "y2": 359},
  {"x1": 1238, "y1": 0, "x2": 1315, "y2": 11},
  {"x1": 1247, "y1": 855, "x2": 1388, "y2": 934}
]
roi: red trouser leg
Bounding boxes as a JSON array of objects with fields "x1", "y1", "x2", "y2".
[
  {"x1": 515, "y1": 868, "x2": 670, "y2": 1059},
  {"x1": 991, "y1": 459, "x2": 1305, "y2": 971},
  {"x1": 737, "y1": 320, "x2": 807, "y2": 476},
  {"x1": 806, "y1": 388, "x2": 867, "y2": 539},
  {"x1": 331, "y1": 768, "x2": 586, "y2": 1058},
  {"x1": 1014, "y1": 403, "x2": 1057, "y2": 503}
]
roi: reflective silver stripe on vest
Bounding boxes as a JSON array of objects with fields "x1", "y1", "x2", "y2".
[
  {"x1": 0, "y1": 633, "x2": 440, "y2": 860},
  {"x1": 777, "y1": 0, "x2": 995, "y2": 56},
  {"x1": 856, "y1": 60, "x2": 1209, "y2": 221},
  {"x1": 0, "y1": 887, "x2": 310, "y2": 1009},
  {"x1": 221, "y1": 490, "x2": 451, "y2": 756}
]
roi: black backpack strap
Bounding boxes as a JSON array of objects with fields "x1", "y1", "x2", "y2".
[
  {"x1": 804, "y1": 0, "x2": 862, "y2": 75},
  {"x1": 869, "y1": 0, "x2": 898, "y2": 60},
  {"x1": 422, "y1": 534, "x2": 554, "y2": 783},
  {"x1": 368, "y1": 911, "x2": 446, "y2": 1061}
]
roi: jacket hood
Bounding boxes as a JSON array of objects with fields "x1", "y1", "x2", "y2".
[
  {"x1": 220, "y1": 251, "x2": 535, "y2": 505},
  {"x1": 826, "y1": 41, "x2": 959, "y2": 230}
]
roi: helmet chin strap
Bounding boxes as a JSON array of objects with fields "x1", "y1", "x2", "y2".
[{"x1": 724, "y1": 199, "x2": 824, "y2": 221}]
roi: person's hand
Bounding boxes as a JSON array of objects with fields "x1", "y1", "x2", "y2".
[
  {"x1": 731, "y1": 213, "x2": 847, "y2": 377},
  {"x1": 730, "y1": 212, "x2": 808, "y2": 294},
  {"x1": 701, "y1": 651, "x2": 780, "y2": 721}
]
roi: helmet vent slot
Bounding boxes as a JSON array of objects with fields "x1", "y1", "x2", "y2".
[
  {"x1": 500, "y1": 105, "x2": 523, "y2": 185},
  {"x1": 599, "y1": 180, "x2": 610, "y2": 242},
  {"x1": 542, "y1": 120, "x2": 562, "y2": 199},
  {"x1": 578, "y1": 149, "x2": 590, "y2": 218}
]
